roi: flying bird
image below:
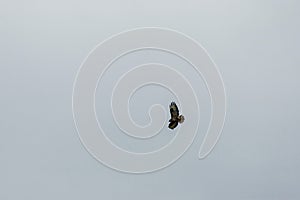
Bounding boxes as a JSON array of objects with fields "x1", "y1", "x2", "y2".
[{"x1": 168, "y1": 102, "x2": 185, "y2": 130}]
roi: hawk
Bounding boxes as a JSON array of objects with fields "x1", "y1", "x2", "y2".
[{"x1": 168, "y1": 102, "x2": 185, "y2": 129}]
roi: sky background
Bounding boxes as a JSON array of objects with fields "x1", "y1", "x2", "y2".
[{"x1": 1, "y1": 0, "x2": 300, "y2": 199}]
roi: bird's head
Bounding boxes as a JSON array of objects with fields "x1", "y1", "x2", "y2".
[{"x1": 178, "y1": 115, "x2": 185, "y2": 123}]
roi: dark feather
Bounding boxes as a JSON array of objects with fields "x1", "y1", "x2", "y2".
[
  {"x1": 168, "y1": 120, "x2": 178, "y2": 129},
  {"x1": 169, "y1": 102, "x2": 179, "y2": 120}
]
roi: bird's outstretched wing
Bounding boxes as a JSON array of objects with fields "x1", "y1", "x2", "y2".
[
  {"x1": 169, "y1": 102, "x2": 179, "y2": 120},
  {"x1": 168, "y1": 102, "x2": 179, "y2": 129},
  {"x1": 168, "y1": 120, "x2": 178, "y2": 129}
]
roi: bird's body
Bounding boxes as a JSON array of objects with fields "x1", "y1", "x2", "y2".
[{"x1": 168, "y1": 102, "x2": 185, "y2": 129}]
